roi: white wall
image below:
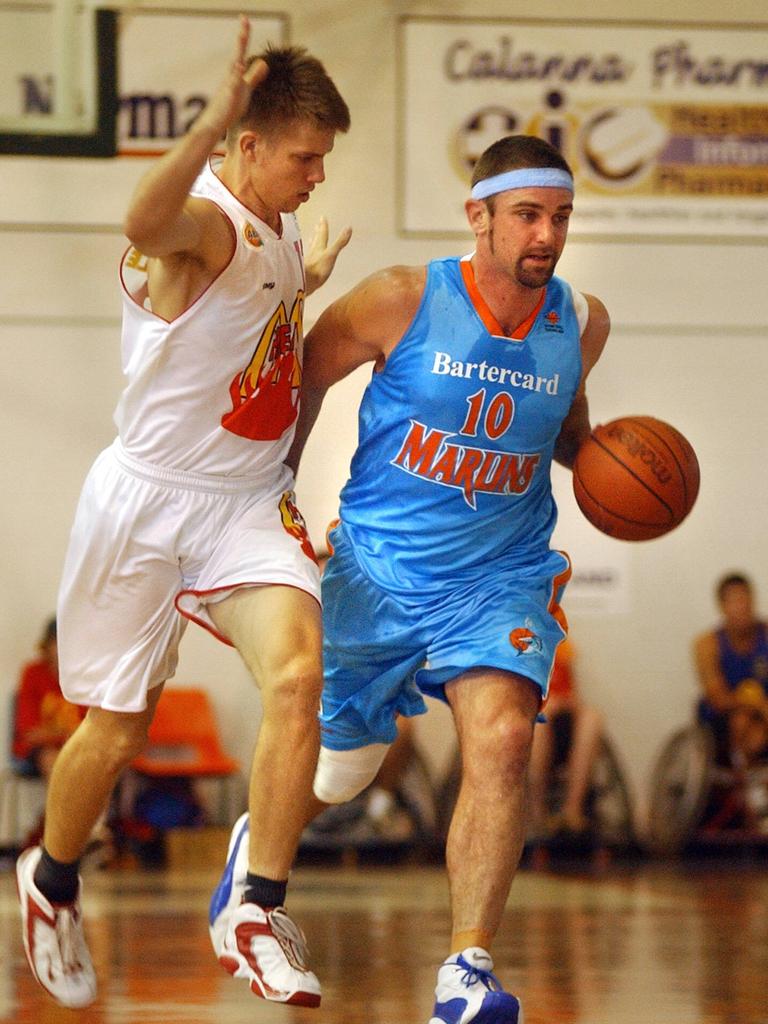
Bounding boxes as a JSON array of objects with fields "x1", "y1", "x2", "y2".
[{"x1": 2, "y1": 0, "x2": 767, "y2": 838}]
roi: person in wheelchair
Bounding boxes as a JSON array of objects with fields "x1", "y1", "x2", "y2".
[
  {"x1": 13, "y1": 619, "x2": 84, "y2": 783},
  {"x1": 527, "y1": 638, "x2": 605, "y2": 838},
  {"x1": 693, "y1": 573, "x2": 768, "y2": 772},
  {"x1": 12, "y1": 618, "x2": 86, "y2": 849}
]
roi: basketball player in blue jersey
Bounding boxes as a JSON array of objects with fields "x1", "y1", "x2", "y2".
[
  {"x1": 694, "y1": 573, "x2": 768, "y2": 770},
  {"x1": 209, "y1": 134, "x2": 610, "y2": 1022}
]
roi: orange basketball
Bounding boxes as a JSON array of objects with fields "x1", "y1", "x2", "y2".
[{"x1": 572, "y1": 416, "x2": 700, "y2": 541}]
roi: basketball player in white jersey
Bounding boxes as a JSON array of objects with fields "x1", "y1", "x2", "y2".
[{"x1": 17, "y1": 17, "x2": 350, "y2": 1009}]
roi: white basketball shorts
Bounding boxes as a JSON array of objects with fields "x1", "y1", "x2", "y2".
[{"x1": 57, "y1": 440, "x2": 320, "y2": 712}]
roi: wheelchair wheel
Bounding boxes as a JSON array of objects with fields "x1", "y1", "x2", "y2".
[
  {"x1": 646, "y1": 725, "x2": 715, "y2": 855},
  {"x1": 588, "y1": 736, "x2": 634, "y2": 846},
  {"x1": 436, "y1": 734, "x2": 635, "y2": 849}
]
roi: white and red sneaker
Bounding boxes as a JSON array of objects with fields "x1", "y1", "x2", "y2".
[
  {"x1": 16, "y1": 846, "x2": 97, "y2": 1009},
  {"x1": 219, "y1": 901, "x2": 321, "y2": 1006},
  {"x1": 208, "y1": 811, "x2": 249, "y2": 958}
]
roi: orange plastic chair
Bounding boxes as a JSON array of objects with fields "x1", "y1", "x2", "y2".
[{"x1": 132, "y1": 688, "x2": 243, "y2": 824}]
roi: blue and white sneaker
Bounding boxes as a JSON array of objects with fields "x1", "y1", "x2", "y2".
[
  {"x1": 428, "y1": 947, "x2": 523, "y2": 1024},
  {"x1": 209, "y1": 812, "x2": 250, "y2": 958}
]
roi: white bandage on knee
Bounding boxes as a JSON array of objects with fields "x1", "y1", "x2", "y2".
[{"x1": 313, "y1": 743, "x2": 390, "y2": 804}]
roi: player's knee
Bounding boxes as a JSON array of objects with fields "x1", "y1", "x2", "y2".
[
  {"x1": 490, "y1": 701, "x2": 536, "y2": 745},
  {"x1": 313, "y1": 743, "x2": 390, "y2": 804},
  {"x1": 465, "y1": 712, "x2": 535, "y2": 783},
  {"x1": 498, "y1": 711, "x2": 536, "y2": 760},
  {"x1": 262, "y1": 659, "x2": 323, "y2": 720},
  {"x1": 83, "y1": 713, "x2": 150, "y2": 772}
]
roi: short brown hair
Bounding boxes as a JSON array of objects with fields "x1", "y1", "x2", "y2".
[
  {"x1": 229, "y1": 45, "x2": 350, "y2": 143},
  {"x1": 471, "y1": 135, "x2": 571, "y2": 212},
  {"x1": 716, "y1": 572, "x2": 752, "y2": 603}
]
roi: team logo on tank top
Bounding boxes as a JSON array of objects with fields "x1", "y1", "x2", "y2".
[
  {"x1": 221, "y1": 293, "x2": 304, "y2": 441},
  {"x1": 279, "y1": 491, "x2": 316, "y2": 562},
  {"x1": 243, "y1": 221, "x2": 264, "y2": 248}
]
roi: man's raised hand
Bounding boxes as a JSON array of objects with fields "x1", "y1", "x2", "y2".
[{"x1": 198, "y1": 15, "x2": 270, "y2": 141}]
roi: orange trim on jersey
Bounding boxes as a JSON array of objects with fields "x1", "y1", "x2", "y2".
[
  {"x1": 536, "y1": 552, "x2": 572, "y2": 712},
  {"x1": 548, "y1": 550, "x2": 572, "y2": 633},
  {"x1": 459, "y1": 260, "x2": 545, "y2": 341},
  {"x1": 325, "y1": 518, "x2": 341, "y2": 556},
  {"x1": 546, "y1": 550, "x2": 572, "y2": 709}
]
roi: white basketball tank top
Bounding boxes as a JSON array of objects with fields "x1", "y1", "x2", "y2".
[{"x1": 115, "y1": 157, "x2": 306, "y2": 482}]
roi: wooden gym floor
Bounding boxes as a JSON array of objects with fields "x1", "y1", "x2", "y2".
[{"x1": 0, "y1": 852, "x2": 766, "y2": 1024}]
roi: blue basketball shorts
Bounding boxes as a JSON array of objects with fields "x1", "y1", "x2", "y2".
[{"x1": 320, "y1": 523, "x2": 571, "y2": 751}]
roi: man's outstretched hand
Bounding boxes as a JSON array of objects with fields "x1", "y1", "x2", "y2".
[{"x1": 305, "y1": 217, "x2": 353, "y2": 295}]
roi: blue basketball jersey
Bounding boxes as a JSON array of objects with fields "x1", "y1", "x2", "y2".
[
  {"x1": 716, "y1": 624, "x2": 768, "y2": 695},
  {"x1": 339, "y1": 256, "x2": 583, "y2": 595}
]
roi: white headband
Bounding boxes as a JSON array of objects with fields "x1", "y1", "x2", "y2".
[{"x1": 471, "y1": 167, "x2": 575, "y2": 200}]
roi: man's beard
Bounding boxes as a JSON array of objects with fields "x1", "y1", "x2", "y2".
[
  {"x1": 515, "y1": 256, "x2": 556, "y2": 288},
  {"x1": 488, "y1": 227, "x2": 557, "y2": 288}
]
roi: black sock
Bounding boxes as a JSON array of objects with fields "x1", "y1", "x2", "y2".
[
  {"x1": 33, "y1": 847, "x2": 80, "y2": 905},
  {"x1": 244, "y1": 872, "x2": 287, "y2": 909}
]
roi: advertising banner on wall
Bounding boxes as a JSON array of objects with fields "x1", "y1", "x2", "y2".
[
  {"x1": 0, "y1": 7, "x2": 287, "y2": 221},
  {"x1": 0, "y1": 4, "x2": 286, "y2": 157},
  {"x1": 399, "y1": 17, "x2": 768, "y2": 239},
  {"x1": 118, "y1": 9, "x2": 287, "y2": 156}
]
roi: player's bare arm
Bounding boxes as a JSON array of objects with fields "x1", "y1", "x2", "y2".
[
  {"x1": 693, "y1": 632, "x2": 737, "y2": 713},
  {"x1": 553, "y1": 293, "x2": 610, "y2": 469},
  {"x1": 286, "y1": 265, "x2": 425, "y2": 474},
  {"x1": 579, "y1": 294, "x2": 610, "y2": 377},
  {"x1": 123, "y1": 16, "x2": 267, "y2": 261}
]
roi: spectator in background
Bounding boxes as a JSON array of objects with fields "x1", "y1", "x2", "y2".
[
  {"x1": 13, "y1": 619, "x2": 83, "y2": 781},
  {"x1": 694, "y1": 573, "x2": 768, "y2": 769},
  {"x1": 12, "y1": 619, "x2": 85, "y2": 850},
  {"x1": 527, "y1": 637, "x2": 604, "y2": 837}
]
